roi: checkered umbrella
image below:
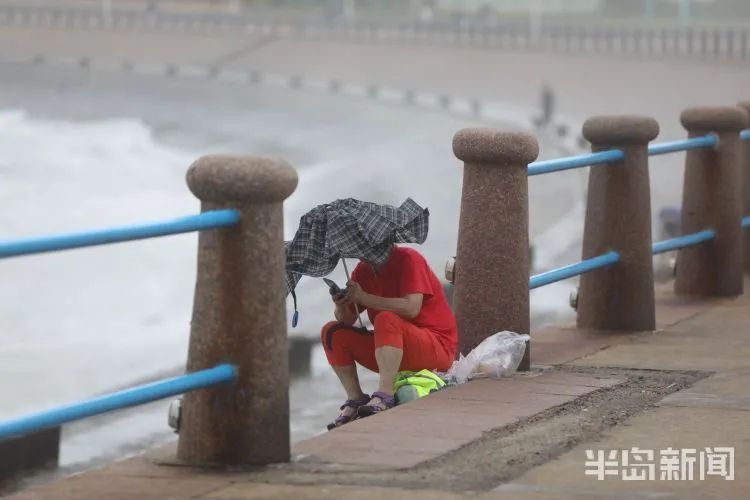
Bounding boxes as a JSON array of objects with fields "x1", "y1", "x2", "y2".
[{"x1": 285, "y1": 198, "x2": 429, "y2": 322}]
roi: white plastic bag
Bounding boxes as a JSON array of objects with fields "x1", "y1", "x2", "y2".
[{"x1": 448, "y1": 331, "x2": 530, "y2": 384}]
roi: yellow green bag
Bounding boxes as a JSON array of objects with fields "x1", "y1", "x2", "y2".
[{"x1": 393, "y1": 369, "x2": 447, "y2": 405}]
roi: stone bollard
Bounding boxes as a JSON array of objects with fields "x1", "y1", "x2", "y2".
[
  {"x1": 452, "y1": 129, "x2": 538, "y2": 370},
  {"x1": 177, "y1": 155, "x2": 298, "y2": 466},
  {"x1": 577, "y1": 116, "x2": 659, "y2": 331},
  {"x1": 675, "y1": 107, "x2": 748, "y2": 296},
  {"x1": 0, "y1": 427, "x2": 59, "y2": 482},
  {"x1": 736, "y1": 101, "x2": 750, "y2": 274}
]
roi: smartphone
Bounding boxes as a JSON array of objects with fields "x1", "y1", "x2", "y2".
[{"x1": 323, "y1": 278, "x2": 346, "y2": 298}]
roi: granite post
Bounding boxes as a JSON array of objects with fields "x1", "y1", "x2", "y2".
[
  {"x1": 577, "y1": 116, "x2": 659, "y2": 331},
  {"x1": 177, "y1": 155, "x2": 298, "y2": 465},
  {"x1": 452, "y1": 128, "x2": 538, "y2": 371},
  {"x1": 675, "y1": 107, "x2": 748, "y2": 296},
  {"x1": 0, "y1": 427, "x2": 60, "y2": 483},
  {"x1": 735, "y1": 101, "x2": 750, "y2": 274}
]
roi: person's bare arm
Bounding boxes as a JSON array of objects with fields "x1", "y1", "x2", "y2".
[{"x1": 347, "y1": 282, "x2": 423, "y2": 319}]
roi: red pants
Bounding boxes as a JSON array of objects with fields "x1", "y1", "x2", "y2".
[{"x1": 321, "y1": 311, "x2": 454, "y2": 372}]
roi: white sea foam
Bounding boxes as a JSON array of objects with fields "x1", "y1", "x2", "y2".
[{"x1": 0, "y1": 110, "x2": 197, "y2": 416}]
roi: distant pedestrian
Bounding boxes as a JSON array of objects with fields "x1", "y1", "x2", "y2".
[{"x1": 534, "y1": 84, "x2": 556, "y2": 128}]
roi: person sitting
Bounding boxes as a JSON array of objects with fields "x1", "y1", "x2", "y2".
[{"x1": 321, "y1": 244, "x2": 457, "y2": 429}]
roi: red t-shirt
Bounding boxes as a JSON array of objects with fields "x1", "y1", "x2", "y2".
[{"x1": 351, "y1": 246, "x2": 458, "y2": 355}]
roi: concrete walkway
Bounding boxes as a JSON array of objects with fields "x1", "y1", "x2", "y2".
[
  {"x1": 295, "y1": 372, "x2": 621, "y2": 469},
  {"x1": 8, "y1": 282, "x2": 750, "y2": 498},
  {"x1": 499, "y1": 291, "x2": 750, "y2": 499}
]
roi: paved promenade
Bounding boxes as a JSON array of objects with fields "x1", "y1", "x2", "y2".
[{"x1": 9, "y1": 281, "x2": 749, "y2": 498}]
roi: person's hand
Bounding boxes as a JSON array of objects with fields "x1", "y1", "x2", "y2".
[
  {"x1": 332, "y1": 291, "x2": 350, "y2": 306},
  {"x1": 346, "y1": 281, "x2": 368, "y2": 305}
]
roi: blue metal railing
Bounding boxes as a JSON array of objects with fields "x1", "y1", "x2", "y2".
[
  {"x1": 0, "y1": 364, "x2": 236, "y2": 441},
  {"x1": 0, "y1": 209, "x2": 240, "y2": 259},
  {"x1": 741, "y1": 129, "x2": 750, "y2": 141},
  {"x1": 529, "y1": 224, "x2": 736, "y2": 289},
  {"x1": 652, "y1": 230, "x2": 716, "y2": 255},
  {"x1": 525, "y1": 131, "x2": 726, "y2": 287},
  {"x1": 529, "y1": 251, "x2": 620, "y2": 289},
  {"x1": 650, "y1": 215, "x2": 750, "y2": 256},
  {"x1": 528, "y1": 150, "x2": 625, "y2": 176},
  {"x1": 0, "y1": 208, "x2": 242, "y2": 441},
  {"x1": 528, "y1": 132, "x2": 720, "y2": 177},
  {"x1": 648, "y1": 135, "x2": 717, "y2": 156},
  {"x1": 529, "y1": 222, "x2": 741, "y2": 288}
]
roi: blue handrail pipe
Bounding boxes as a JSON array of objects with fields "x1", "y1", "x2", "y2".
[
  {"x1": 652, "y1": 230, "x2": 716, "y2": 255},
  {"x1": 648, "y1": 135, "x2": 717, "y2": 156},
  {"x1": 530, "y1": 251, "x2": 620, "y2": 289},
  {"x1": 0, "y1": 364, "x2": 236, "y2": 441},
  {"x1": 0, "y1": 209, "x2": 240, "y2": 259},
  {"x1": 528, "y1": 150, "x2": 624, "y2": 176},
  {"x1": 527, "y1": 133, "x2": 719, "y2": 177}
]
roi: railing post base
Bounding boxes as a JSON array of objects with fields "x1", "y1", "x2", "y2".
[
  {"x1": 177, "y1": 155, "x2": 298, "y2": 466},
  {"x1": 675, "y1": 107, "x2": 748, "y2": 297},
  {"x1": 452, "y1": 128, "x2": 538, "y2": 370},
  {"x1": 577, "y1": 116, "x2": 659, "y2": 332}
]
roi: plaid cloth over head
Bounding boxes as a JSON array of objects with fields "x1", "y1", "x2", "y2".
[{"x1": 285, "y1": 197, "x2": 429, "y2": 296}]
